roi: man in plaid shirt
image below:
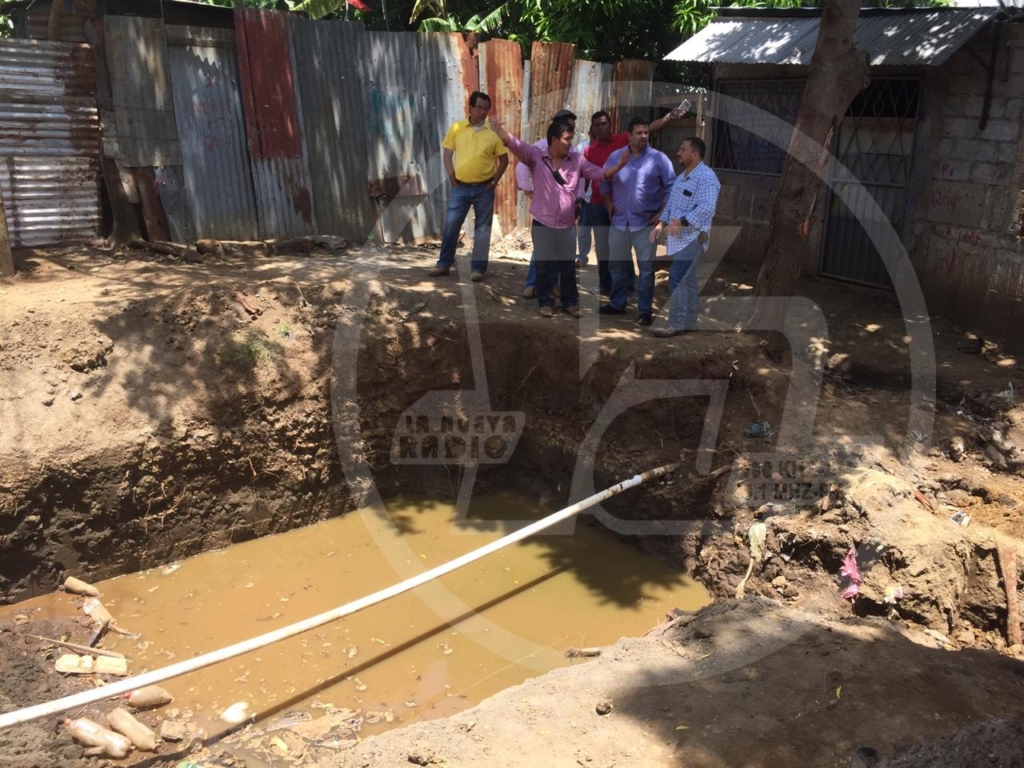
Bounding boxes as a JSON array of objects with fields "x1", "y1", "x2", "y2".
[{"x1": 649, "y1": 137, "x2": 721, "y2": 337}]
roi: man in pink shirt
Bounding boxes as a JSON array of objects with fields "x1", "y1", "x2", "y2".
[{"x1": 490, "y1": 117, "x2": 628, "y2": 318}]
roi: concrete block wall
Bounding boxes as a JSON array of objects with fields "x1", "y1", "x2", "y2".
[{"x1": 911, "y1": 22, "x2": 1024, "y2": 348}]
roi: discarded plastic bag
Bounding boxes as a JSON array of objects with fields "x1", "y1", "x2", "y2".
[{"x1": 840, "y1": 547, "x2": 862, "y2": 600}]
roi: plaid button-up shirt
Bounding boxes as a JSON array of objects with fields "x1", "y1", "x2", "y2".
[{"x1": 661, "y1": 161, "x2": 721, "y2": 254}]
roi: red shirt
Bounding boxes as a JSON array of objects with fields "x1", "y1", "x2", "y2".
[{"x1": 584, "y1": 132, "x2": 629, "y2": 204}]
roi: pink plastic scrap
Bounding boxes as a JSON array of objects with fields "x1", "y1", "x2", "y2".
[{"x1": 840, "y1": 547, "x2": 861, "y2": 600}]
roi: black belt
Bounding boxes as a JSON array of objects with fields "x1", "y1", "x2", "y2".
[{"x1": 456, "y1": 178, "x2": 494, "y2": 186}]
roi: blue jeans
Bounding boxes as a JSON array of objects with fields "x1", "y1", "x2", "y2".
[
  {"x1": 524, "y1": 250, "x2": 559, "y2": 288},
  {"x1": 437, "y1": 183, "x2": 494, "y2": 273},
  {"x1": 608, "y1": 224, "x2": 651, "y2": 312},
  {"x1": 667, "y1": 240, "x2": 702, "y2": 329},
  {"x1": 577, "y1": 203, "x2": 592, "y2": 264},
  {"x1": 584, "y1": 202, "x2": 612, "y2": 292}
]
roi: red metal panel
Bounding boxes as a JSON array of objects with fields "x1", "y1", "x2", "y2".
[
  {"x1": 528, "y1": 41, "x2": 575, "y2": 144},
  {"x1": 452, "y1": 33, "x2": 478, "y2": 107},
  {"x1": 234, "y1": 8, "x2": 301, "y2": 159},
  {"x1": 481, "y1": 39, "x2": 522, "y2": 236}
]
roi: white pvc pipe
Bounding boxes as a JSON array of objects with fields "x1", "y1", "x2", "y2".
[{"x1": 0, "y1": 463, "x2": 678, "y2": 730}]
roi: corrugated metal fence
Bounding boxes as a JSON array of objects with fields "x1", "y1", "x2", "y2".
[
  {"x1": 0, "y1": 38, "x2": 101, "y2": 247},
  {"x1": 5, "y1": 9, "x2": 660, "y2": 247}
]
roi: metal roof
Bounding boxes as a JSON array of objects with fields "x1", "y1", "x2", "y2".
[{"x1": 665, "y1": 8, "x2": 1000, "y2": 67}]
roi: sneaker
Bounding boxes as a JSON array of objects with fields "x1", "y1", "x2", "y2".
[
  {"x1": 565, "y1": 305, "x2": 582, "y2": 318},
  {"x1": 598, "y1": 305, "x2": 625, "y2": 316},
  {"x1": 652, "y1": 326, "x2": 685, "y2": 338},
  {"x1": 522, "y1": 286, "x2": 536, "y2": 298},
  {"x1": 636, "y1": 313, "x2": 652, "y2": 327},
  {"x1": 428, "y1": 265, "x2": 451, "y2": 277},
  {"x1": 470, "y1": 271, "x2": 485, "y2": 282},
  {"x1": 539, "y1": 306, "x2": 555, "y2": 318}
]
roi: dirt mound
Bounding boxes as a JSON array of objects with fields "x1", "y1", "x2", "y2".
[{"x1": 888, "y1": 716, "x2": 1024, "y2": 767}]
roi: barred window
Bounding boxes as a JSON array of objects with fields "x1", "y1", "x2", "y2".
[{"x1": 711, "y1": 80, "x2": 805, "y2": 175}]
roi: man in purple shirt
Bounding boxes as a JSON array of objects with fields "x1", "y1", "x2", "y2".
[
  {"x1": 599, "y1": 116, "x2": 677, "y2": 326},
  {"x1": 491, "y1": 117, "x2": 628, "y2": 318}
]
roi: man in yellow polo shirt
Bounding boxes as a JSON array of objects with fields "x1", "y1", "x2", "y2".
[{"x1": 429, "y1": 91, "x2": 509, "y2": 282}]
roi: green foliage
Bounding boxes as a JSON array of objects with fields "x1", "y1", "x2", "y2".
[{"x1": 415, "y1": 2, "x2": 508, "y2": 34}]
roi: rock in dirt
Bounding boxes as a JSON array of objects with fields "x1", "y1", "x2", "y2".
[
  {"x1": 61, "y1": 336, "x2": 112, "y2": 372},
  {"x1": 159, "y1": 719, "x2": 186, "y2": 742},
  {"x1": 949, "y1": 436, "x2": 966, "y2": 462},
  {"x1": 595, "y1": 701, "x2": 613, "y2": 716},
  {"x1": 196, "y1": 238, "x2": 225, "y2": 257},
  {"x1": 408, "y1": 747, "x2": 438, "y2": 765}
]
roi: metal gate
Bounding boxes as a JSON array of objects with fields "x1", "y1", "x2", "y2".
[{"x1": 819, "y1": 78, "x2": 921, "y2": 288}]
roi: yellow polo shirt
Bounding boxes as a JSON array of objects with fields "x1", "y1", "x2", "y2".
[{"x1": 441, "y1": 119, "x2": 508, "y2": 184}]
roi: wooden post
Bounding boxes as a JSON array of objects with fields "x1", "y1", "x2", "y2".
[{"x1": 0, "y1": 184, "x2": 14, "y2": 277}]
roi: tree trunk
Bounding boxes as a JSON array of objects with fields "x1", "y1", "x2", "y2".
[
  {"x1": 746, "y1": 0, "x2": 868, "y2": 333},
  {"x1": 47, "y1": 0, "x2": 66, "y2": 41}
]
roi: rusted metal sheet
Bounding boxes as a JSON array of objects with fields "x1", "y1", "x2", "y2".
[
  {"x1": 418, "y1": 33, "x2": 477, "y2": 245},
  {"x1": 234, "y1": 9, "x2": 302, "y2": 159},
  {"x1": 234, "y1": 10, "x2": 315, "y2": 238},
  {"x1": 528, "y1": 42, "x2": 575, "y2": 144},
  {"x1": 479, "y1": 39, "x2": 522, "y2": 236},
  {"x1": 454, "y1": 34, "x2": 479, "y2": 109},
  {"x1": 366, "y1": 31, "x2": 431, "y2": 243},
  {"x1": 132, "y1": 166, "x2": 170, "y2": 242},
  {"x1": 104, "y1": 16, "x2": 179, "y2": 166},
  {"x1": 612, "y1": 59, "x2": 656, "y2": 132},
  {"x1": 152, "y1": 165, "x2": 195, "y2": 243},
  {"x1": 570, "y1": 60, "x2": 612, "y2": 140},
  {"x1": 166, "y1": 27, "x2": 258, "y2": 241},
  {"x1": 290, "y1": 18, "x2": 374, "y2": 241},
  {"x1": 0, "y1": 38, "x2": 101, "y2": 246}
]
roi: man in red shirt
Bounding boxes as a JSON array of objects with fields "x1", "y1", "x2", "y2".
[{"x1": 584, "y1": 109, "x2": 682, "y2": 295}]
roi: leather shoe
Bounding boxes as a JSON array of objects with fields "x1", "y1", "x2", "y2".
[
  {"x1": 598, "y1": 305, "x2": 625, "y2": 315},
  {"x1": 636, "y1": 313, "x2": 652, "y2": 327},
  {"x1": 471, "y1": 271, "x2": 485, "y2": 282},
  {"x1": 522, "y1": 286, "x2": 536, "y2": 298},
  {"x1": 538, "y1": 306, "x2": 555, "y2": 318},
  {"x1": 428, "y1": 265, "x2": 450, "y2": 276},
  {"x1": 565, "y1": 305, "x2": 581, "y2": 318}
]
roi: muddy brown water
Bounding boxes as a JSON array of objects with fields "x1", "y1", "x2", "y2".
[{"x1": 2, "y1": 493, "x2": 708, "y2": 758}]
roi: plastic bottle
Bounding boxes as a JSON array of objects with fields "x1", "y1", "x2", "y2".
[
  {"x1": 63, "y1": 576, "x2": 101, "y2": 597},
  {"x1": 65, "y1": 717, "x2": 132, "y2": 758},
  {"x1": 107, "y1": 708, "x2": 159, "y2": 751},
  {"x1": 82, "y1": 597, "x2": 114, "y2": 625},
  {"x1": 124, "y1": 684, "x2": 174, "y2": 709}
]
